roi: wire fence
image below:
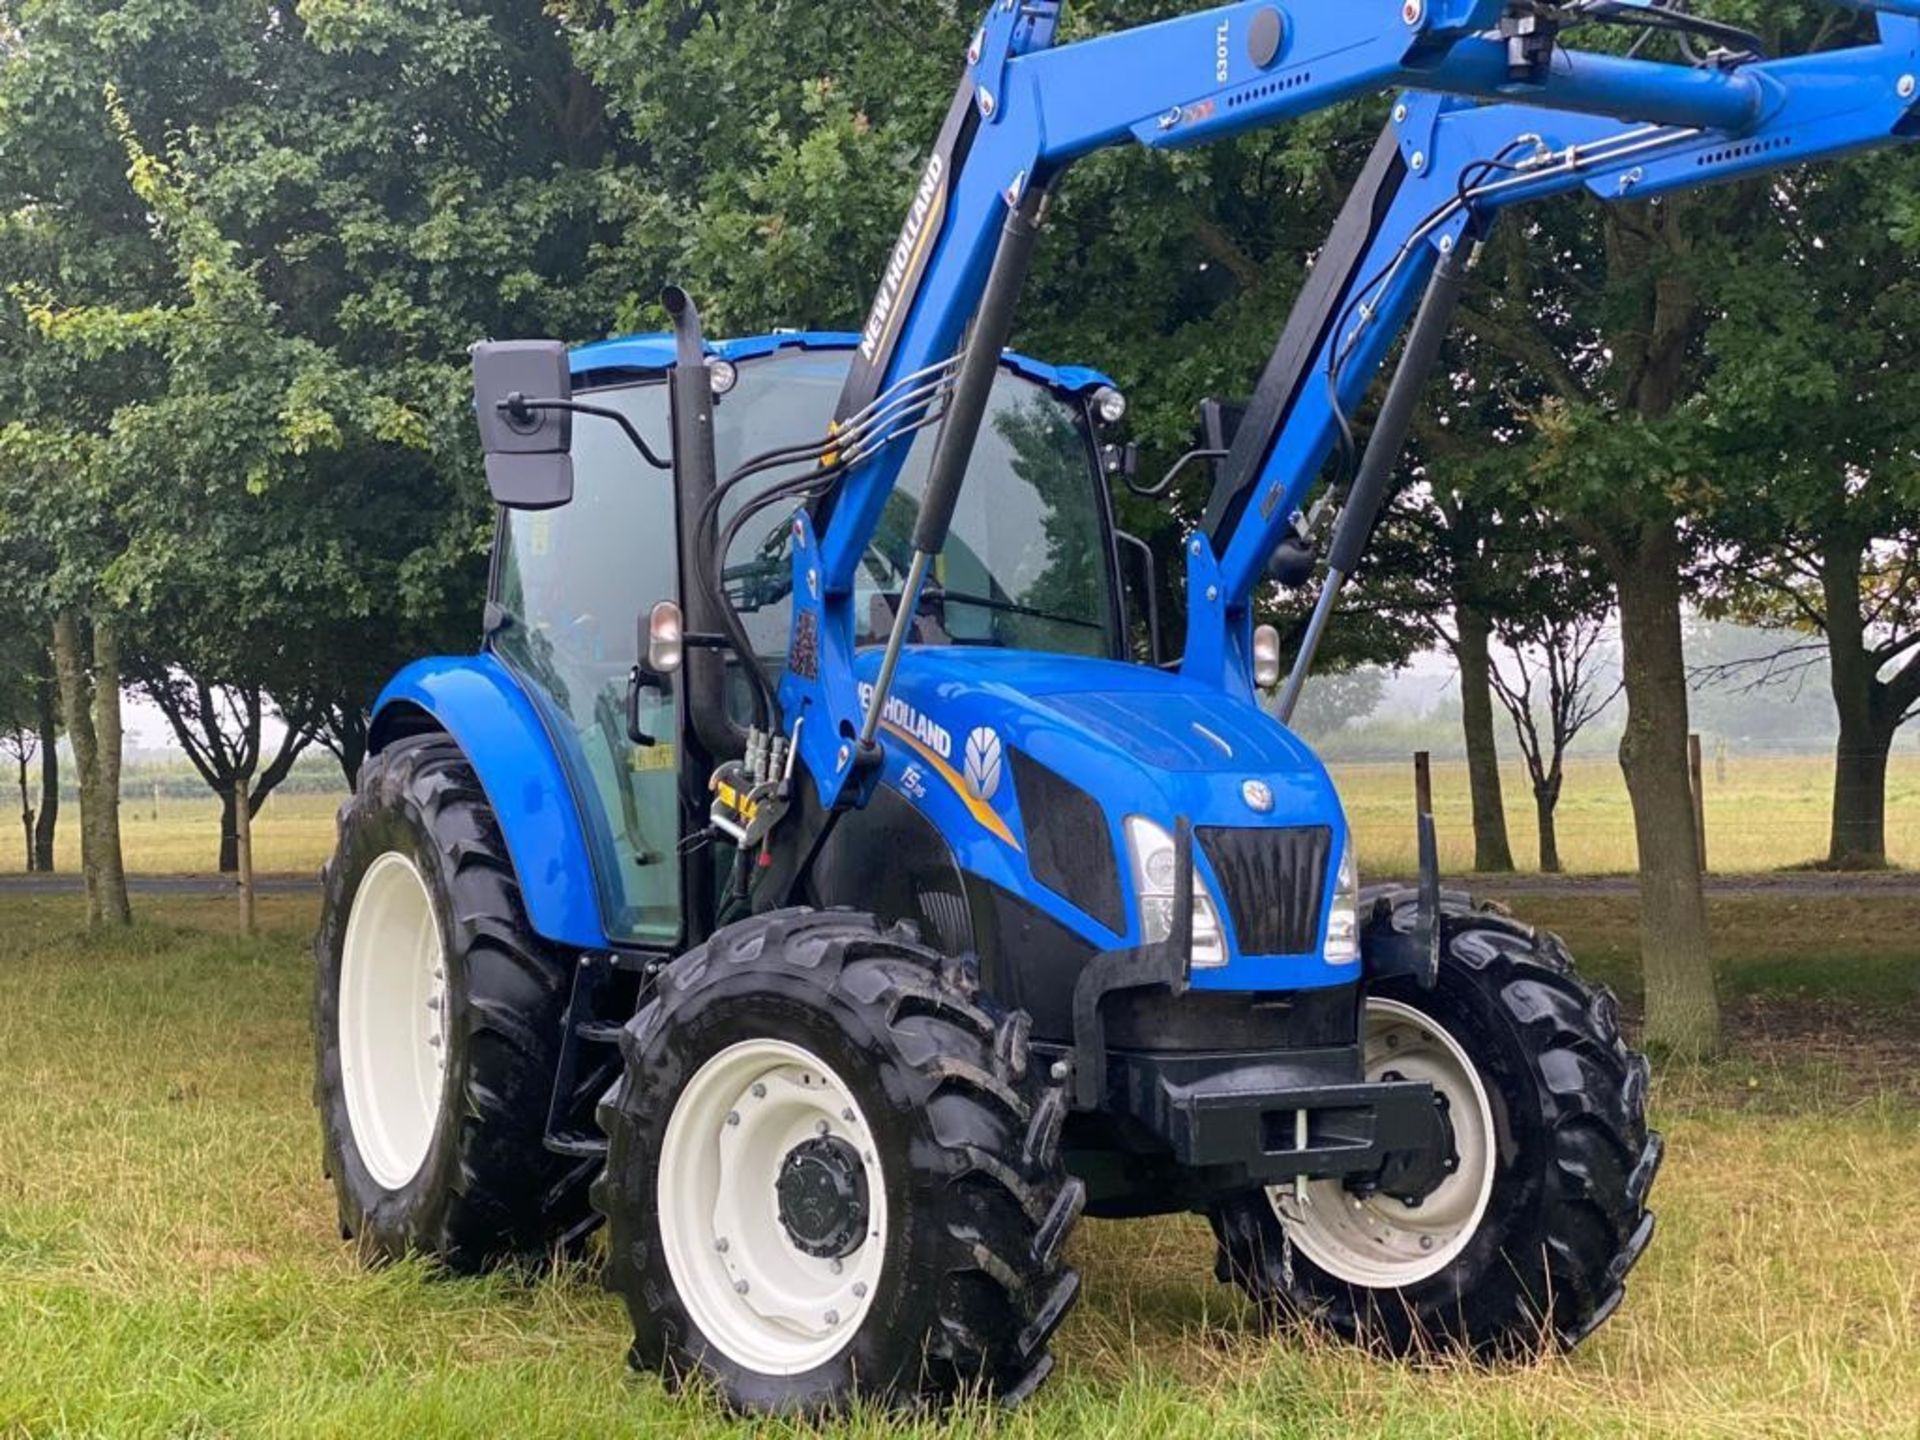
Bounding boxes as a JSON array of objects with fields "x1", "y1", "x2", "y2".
[{"x1": 1334, "y1": 751, "x2": 1920, "y2": 877}]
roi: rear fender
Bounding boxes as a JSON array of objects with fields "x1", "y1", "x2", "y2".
[{"x1": 370, "y1": 655, "x2": 607, "y2": 950}]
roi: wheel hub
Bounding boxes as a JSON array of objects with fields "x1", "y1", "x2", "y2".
[
  {"x1": 1269, "y1": 997, "x2": 1498, "y2": 1288},
  {"x1": 656, "y1": 1038, "x2": 889, "y2": 1375},
  {"x1": 1363, "y1": 1077, "x2": 1458, "y2": 1207},
  {"x1": 776, "y1": 1136, "x2": 870, "y2": 1259}
]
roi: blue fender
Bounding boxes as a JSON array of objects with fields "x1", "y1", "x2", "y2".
[{"x1": 370, "y1": 654, "x2": 607, "y2": 950}]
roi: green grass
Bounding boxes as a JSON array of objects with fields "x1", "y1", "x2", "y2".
[
  {"x1": 7, "y1": 748, "x2": 1912, "y2": 887},
  {"x1": 1332, "y1": 752, "x2": 1920, "y2": 876},
  {"x1": 1, "y1": 893, "x2": 1916, "y2": 1437},
  {"x1": 12, "y1": 752, "x2": 1910, "y2": 882}
]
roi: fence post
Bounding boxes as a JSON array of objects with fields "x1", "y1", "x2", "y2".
[
  {"x1": 235, "y1": 774, "x2": 257, "y2": 937},
  {"x1": 1414, "y1": 750, "x2": 1433, "y2": 816},
  {"x1": 1688, "y1": 733, "x2": 1707, "y2": 874}
]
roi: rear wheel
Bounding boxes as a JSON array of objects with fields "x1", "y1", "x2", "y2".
[
  {"x1": 314, "y1": 733, "x2": 597, "y2": 1271},
  {"x1": 595, "y1": 909, "x2": 1084, "y2": 1414},
  {"x1": 1211, "y1": 893, "x2": 1662, "y2": 1356}
]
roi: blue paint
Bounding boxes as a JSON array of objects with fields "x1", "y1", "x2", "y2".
[
  {"x1": 858, "y1": 647, "x2": 1354, "y2": 991},
  {"x1": 786, "y1": 0, "x2": 1920, "y2": 814},
  {"x1": 373, "y1": 655, "x2": 607, "y2": 949},
  {"x1": 385, "y1": 0, "x2": 1920, "y2": 990},
  {"x1": 568, "y1": 329, "x2": 1116, "y2": 397}
]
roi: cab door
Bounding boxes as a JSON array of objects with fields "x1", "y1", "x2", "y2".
[{"x1": 488, "y1": 379, "x2": 684, "y2": 947}]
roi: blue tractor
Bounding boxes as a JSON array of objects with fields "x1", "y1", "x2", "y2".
[{"x1": 314, "y1": 0, "x2": 1920, "y2": 1414}]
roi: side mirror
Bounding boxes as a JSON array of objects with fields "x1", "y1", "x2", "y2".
[{"x1": 472, "y1": 340, "x2": 574, "y2": 510}]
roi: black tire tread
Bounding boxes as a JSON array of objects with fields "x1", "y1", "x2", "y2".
[
  {"x1": 1212, "y1": 886, "x2": 1662, "y2": 1356},
  {"x1": 593, "y1": 907, "x2": 1082, "y2": 1412},
  {"x1": 314, "y1": 733, "x2": 593, "y2": 1272}
]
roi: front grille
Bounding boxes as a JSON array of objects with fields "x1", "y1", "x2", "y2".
[
  {"x1": 1012, "y1": 750, "x2": 1124, "y2": 933},
  {"x1": 1196, "y1": 825, "x2": 1332, "y2": 956}
]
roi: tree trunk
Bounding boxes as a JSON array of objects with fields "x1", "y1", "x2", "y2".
[
  {"x1": 90, "y1": 620, "x2": 131, "y2": 925},
  {"x1": 1821, "y1": 539, "x2": 1893, "y2": 870},
  {"x1": 15, "y1": 753, "x2": 30, "y2": 871},
  {"x1": 1613, "y1": 526, "x2": 1718, "y2": 1058},
  {"x1": 34, "y1": 678, "x2": 57, "y2": 872},
  {"x1": 235, "y1": 772, "x2": 256, "y2": 937},
  {"x1": 1828, "y1": 726, "x2": 1891, "y2": 871},
  {"x1": 51, "y1": 613, "x2": 103, "y2": 923},
  {"x1": 218, "y1": 786, "x2": 239, "y2": 874},
  {"x1": 1455, "y1": 606, "x2": 1516, "y2": 873},
  {"x1": 1534, "y1": 780, "x2": 1563, "y2": 875}
]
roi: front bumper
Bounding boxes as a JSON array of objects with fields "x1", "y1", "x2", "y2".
[{"x1": 1106, "y1": 1046, "x2": 1436, "y2": 1184}]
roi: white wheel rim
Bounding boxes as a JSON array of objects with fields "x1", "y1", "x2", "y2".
[
  {"x1": 338, "y1": 852, "x2": 450, "y2": 1192},
  {"x1": 657, "y1": 1038, "x2": 888, "y2": 1375},
  {"x1": 1271, "y1": 997, "x2": 1498, "y2": 1288}
]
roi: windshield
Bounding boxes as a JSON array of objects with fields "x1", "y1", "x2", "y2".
[{"x1": 712, "y1": 349, "x2": 1121, "y2": 661}]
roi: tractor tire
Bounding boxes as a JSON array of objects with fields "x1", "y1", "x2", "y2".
[
  {"x1": 1210, "y1": 889, "x2": 1662, "y2": 1357},
  {"x1": 313, "y1": 732, "x2": 598, "y2": 1272},
  {"x1": 594, "y1": 908, "x2": 1084, "y2": 1415}
]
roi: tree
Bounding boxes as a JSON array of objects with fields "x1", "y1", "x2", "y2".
[
  {"x1": 1488, "y1": 597, "x2": 1621, "y2": 874},
  {"x1": 0, "y1": 651, "x2": 38, "y2": 869},
  {"x1": 0, "y1": 630, "x2": 57, "y2": 871},
  {"x1": 1692, "y1": 146, "x2": 1920, "y2": 869}
]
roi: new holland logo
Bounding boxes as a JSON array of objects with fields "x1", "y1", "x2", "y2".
[{"x1": 963, "y1": 727, "x2": 1004, "y2": 802}]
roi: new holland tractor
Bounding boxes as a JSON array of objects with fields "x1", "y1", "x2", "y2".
[{"x1": 315, "y1": 0, "x2": 1920, "y2": 1414}]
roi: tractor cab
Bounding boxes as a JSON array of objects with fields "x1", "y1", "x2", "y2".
[{"x1": 481, "y1": 330, "x2": 1141, "y2": 954}]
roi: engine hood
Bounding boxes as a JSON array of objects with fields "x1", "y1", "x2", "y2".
[{"x1": 853, "y1": 647, "x2": 1351, "y2": 987}]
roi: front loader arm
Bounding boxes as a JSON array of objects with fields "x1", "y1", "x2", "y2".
[
  {"x1": 783, "y1": 0, "x2": 1920, "y2": 810},
  {"x1": 1190, "y1": 13, "x2": 1920, "y2": 694}
]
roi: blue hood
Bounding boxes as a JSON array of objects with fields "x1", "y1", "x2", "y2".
[{"x1": 855, "y1": 648, "x2": 1352, "y2": 990}]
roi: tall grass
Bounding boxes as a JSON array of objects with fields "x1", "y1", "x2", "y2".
[{"x1": 1, "y1": 894, "x2": 1915, "y2": 1437}]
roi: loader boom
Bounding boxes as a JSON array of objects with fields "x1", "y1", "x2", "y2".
[{"x1": 779, "y1": 0, "x2": 1920, "y2": 809}]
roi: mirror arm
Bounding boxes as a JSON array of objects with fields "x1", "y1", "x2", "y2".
[
  {"x1": 1131, "y1": 448, "x2": 1228, "y2": 500},
  {"x1": 499, "y1": 395, "x2": 672, "y2": 471}
]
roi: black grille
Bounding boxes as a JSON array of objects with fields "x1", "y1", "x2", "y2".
[
  {"x1": 1011, "y1": 750, "x2": 1125, "y2": 933},
  {"x1": 1197, "y1": 825, "x2": 1332, "y2": 956}
]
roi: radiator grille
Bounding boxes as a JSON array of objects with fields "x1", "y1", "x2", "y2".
[
  {"x1": 1012, "y1": 749, "x2": 1125, "y2": 933},
  {"x1": 1196, "y1": 825, "x2": 1332, "y2": 956}
]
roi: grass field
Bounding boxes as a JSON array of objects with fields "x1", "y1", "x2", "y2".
[
  {"x1": 15, "y1": 751, "x2": 1917, "y2": 881},
  {"x1": 1, "y1": 892, "x2": 1915, "y2": 1438}
]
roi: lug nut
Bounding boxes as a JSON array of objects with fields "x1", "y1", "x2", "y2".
[
  {"x1": 726, "y1": 1111, "x2": 740, "y2": 1127},
  {"x1": 815, "y1": 1119, "x2": 831, "y2": 1136},
  {"x1": 829, "y1": 1258, "x2": 843, "y2": 1275},
  {"x1": 852, "y1": 1281, "x2": 868, "y2": 1298},
  {"x1": 841, "y1": 1108, "x2": 856, "y2": 1124},
  {"x1": 824, "y1": 1309, "x2": 840, "y2": 1326},
  {"x1": 734, "y1": 1279, "x2": 750, "y2": 1295},
  {"x1": 751, "y1": 1082, "x2": 766, "y2": 1099}
]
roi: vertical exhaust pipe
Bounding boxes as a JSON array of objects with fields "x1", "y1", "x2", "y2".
[{"x1": 665, "y1": 287, "x2": 749, "y2": 762}]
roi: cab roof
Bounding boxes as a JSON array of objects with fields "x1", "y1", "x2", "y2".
[{"x1": 567, "y1": 329, "x2": 1115, "y2": 398}]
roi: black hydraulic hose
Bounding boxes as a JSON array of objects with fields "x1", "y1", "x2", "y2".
[
  {"x1": 1327, "y1": 241, "x2": 1475, "y2": 577},
  {"x1": 910, "y1": 186, "x2": 1047, "y2": 556},
  {"x1": 1278, "y1": 240, "x2": 1475, "y2": 726}
]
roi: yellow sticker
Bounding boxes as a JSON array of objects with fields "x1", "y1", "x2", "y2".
[{"x1": 630, "y1": 744, "x2": 677, "y2": 773}]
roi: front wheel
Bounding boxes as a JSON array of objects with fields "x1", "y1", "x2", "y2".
[
  {"x1": 1211, "y1": 894, "x2": 1663, "y2": 1356},
  {"x1": 594, "y1": 909, "x2": 1085, "y2": 1414}
]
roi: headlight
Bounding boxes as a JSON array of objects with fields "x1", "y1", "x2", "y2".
[
  {"x1": 1325, "y1": 842, "x2": 1360, "y2": 965},
  {"x1": 1124, "y1": 817, "x2": 1227, "y2": 968}
]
